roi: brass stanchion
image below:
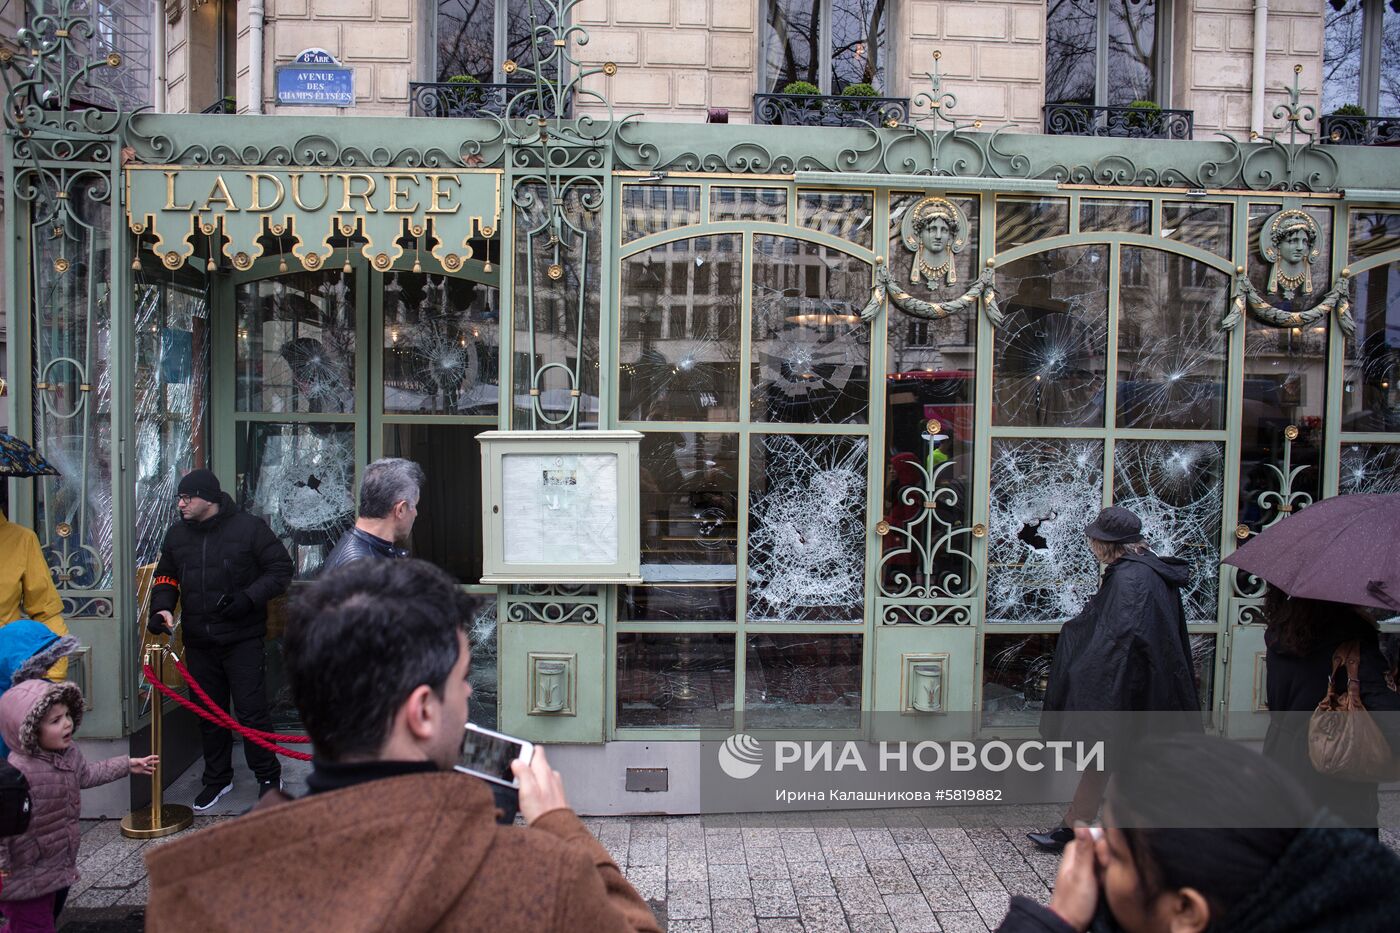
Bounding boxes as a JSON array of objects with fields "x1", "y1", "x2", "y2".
[{"x1": 122, "y1": 643, "x2": 194, "y2": 839}]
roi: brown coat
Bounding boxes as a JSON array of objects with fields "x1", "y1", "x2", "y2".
[{"x1": 144, "y1": 771, "x2": 661, "y2": 933}]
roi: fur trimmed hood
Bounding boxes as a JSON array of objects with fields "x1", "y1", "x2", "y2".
[{"x1": 0, "y1": 676, "x2": 85, "y2": 757}]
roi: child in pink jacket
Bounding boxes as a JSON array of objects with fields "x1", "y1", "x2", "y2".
[{"x1": 0, "y1": 670, "x2": 156, "y2": 932}]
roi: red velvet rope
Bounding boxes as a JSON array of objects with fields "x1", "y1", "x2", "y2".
[
  {"x1": 169, "y1": 658, "x2": 311, "y2": 743},
  {"x1": 142, "y1": 664, "x2": 313, "y2": 762}
]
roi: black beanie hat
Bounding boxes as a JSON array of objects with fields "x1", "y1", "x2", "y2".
[{"x1": 178, "y1": 468, "x2": 222, "y2": 503}]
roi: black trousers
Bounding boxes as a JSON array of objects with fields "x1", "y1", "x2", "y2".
[{"x1": 184, "y1": 638, "x2": 281, "y2": 786}]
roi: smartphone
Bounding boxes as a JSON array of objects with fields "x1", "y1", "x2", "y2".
[{"x1": 455, "y1": 722, "x2": 534, "y2": 789}]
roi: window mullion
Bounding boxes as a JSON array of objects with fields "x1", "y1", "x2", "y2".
[
  {"x1": 821, "y1": 0, "x2": 834, "y2": 95},
  {"x1": 1361, "y1": 0, "x2": 1384, "y2": 115},
  {"x1": 1095, "y1": 0, "x2": 1110, "y2": 106}
]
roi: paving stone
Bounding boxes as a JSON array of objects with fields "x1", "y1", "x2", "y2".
[
  {"x1": 747, "y1": 848, "x2": 792, "y2": 880},
  {"x1": 711, "y1": 898, "x2": 760, "y2": 933},
  {"x1": 669, "y1": 922, "x2": 714, "y2": 933},
  {"x1": 854, "y1": 828, "x2": 902, "y2": 860},
  {"x1": 848, "y1": 915, "x2": 898, "y2": 933},
  {"x1": 936, "y1": 911, "x2": 989, "y2": 932},
  {"x1": 968, "y1": 889, "x2": 1011, "y2": 928},
  {"x1": 623, "y1": 865, "x2": 665, "y2": 902},
  {"x1": 825, "y1": 845, "x2": 872, "y2": 878},
  {"x1": 709, "y1": 863, "x2": 753, "y2": 899},
  {"x1": 757, "y1": 921, "x2": 805, "y2": 933},
  {"x1": 889, "y1": 826, "x2": 933, "y2": 845},
  {"x1": 671, "y1": 850, "x2": 711, "y2": 882},
  {"x1": 780, "y1": 830, "x2": 822, "y2": 861},
  {"x1": 899, "y1": 842, "x2": 951, "y2": 875},
  {"x1": 628, "y1": 837, "x2": 667, "y2": 867},
  {"x1": 869, "y1": 859, "x2": 920, "y2": 894},
  {"x1": 998, "y1": 871, "x2": 1050, "y2": 903},
  {"x1": 915, "y1": 874, "x2": 974, "y2": 912},
  {"x1": 883, "y1": 893, "x2": 941, "y2": 932},
  {"x1": 788, "y1": 859, "x2": 837, "y2": 897},
  {"x1": 798, "y1": 895, "x2": 853, "y2": 933},
  {"x1": 743, "y1": 827, "x2": 784, "y2": 849},
  {"x1": 704, "y1": 839, "x2": 749, "y2": 865},
  {"x1": 751, "y1": 879, "x2": 800, "y2": 918},
  {"x1": 834, "y1": 876, "x2": 886, "y2": 914},
  {"x1": 667, "y1": 881, "x2": 711, "y2": 920}
]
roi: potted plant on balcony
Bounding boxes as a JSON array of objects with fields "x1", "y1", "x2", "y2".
[
  {"x1": 1325, "y1": 103, "x2": 1369, "y2": 145},
  {"x1": 782, "y1": 81, "x2": 821, "y2": 97},
  {"x1": 446, "y1": 74, "x2": 485, "y2": 110},
  {"x1": 1125, "y1": 100, "x2": 1163, "y2": 135},
  {"x1": 839, "y1": 82, "x2": 879, "y2": 117}
]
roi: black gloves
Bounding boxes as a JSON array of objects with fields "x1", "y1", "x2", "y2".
[
  {"x1": 215, "y1": 591, "x2": 254, "y2": 620},
  {"x1": 148, "y1": 613, "x2": 172, "y2": 635}
]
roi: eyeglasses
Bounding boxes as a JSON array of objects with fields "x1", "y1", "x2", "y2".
[{"x1": 176, "y1": 494, "x2": 194, "y2": 505}]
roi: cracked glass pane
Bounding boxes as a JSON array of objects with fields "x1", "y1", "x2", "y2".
[
  {"x1": 748, "y1": 434, "x2": 868, "y2": 623},
  {"x1": 381, "y1": 272, "x2": 499, "y2": 415},
  {"x1": 996, "y1": 196, "x2": 1069, "y2": 251},
  {"x1": 383, "y1": 424, "x2": 488, "y2": 584},
  {"x1": 1117, "y1": 248, "x2": 1228, "y2": 430},
  {"x1": 617, "y1": 634, "x2": 736, "y2": 729},
  {"x1": 619, "y1": 236, "x2": 742, "y2": 422},
  {"x1": 236, "y1": 422, "x2": 355, "y2": 579},
  {"x1": 992, "y1": 246, "x2": 1109, "y2": 428},
  {"x1": 1191, "y1": 634, "x2": 1217, "y2": 717},
  {"x1": 798, "y1": 191, "x2": 875, "y2": 248},
  {"x1": 1340, "y1": 444, "x2": 1400, "y2": 494},
  {"x1": 712, "y1": 186, "x2": 788, "y2": 223},
  {"x1": 236, "y1": 271, "x2": 356, "y2": 414},
  {"x1": 1113, "y1": 440, "x2": 1225, "y2": 624},
  {"x1": 512, "y1": 182, "x2": 602, "y2": 428},
  {"x1": 1342, "y1": 260, "x2": 1399, "y2": 432},
  {"x1": 752, "y1": 236, "x2": 871, "y2": 424},
  {"x1": 988, "y1": 439, "x2": 1105, "y2": 624},
  {"x1": 620, "y1": 585, "x2": 738, "y2": 623},
  {"x1": 636, "y1": 431, "x2": 740, "y2": 584},
  {"x1": 466, "y1": 594, "x2": 498, "y2": 731},
  {"x1": 744, "y1": 634, "x2": 863, "y2": 729},
  {"x1": 1162, "y1": 202, "x2": 1233, "y2": 258},
  {"x1": 621, "y1": 184, "x2": 702, "y2": 244},
  {"x1": 982, "y1": 633, "x2": 1057, "y2": 728},
  {"x1": 1080, "y1": 199, "x2": 1149, "y2": 234},
  {"x1": 1348, "y1": 210, "x2": 1400, "y2": 263}
]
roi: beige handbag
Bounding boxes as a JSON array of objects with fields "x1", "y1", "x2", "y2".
[{"x1": 1308, "y1": 640, "x2": 1400, "y2": 783}]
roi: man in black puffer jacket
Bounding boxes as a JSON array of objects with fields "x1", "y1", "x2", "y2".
[{"x1": 149, "y1": 469, "x2": 292, "y2": 810}]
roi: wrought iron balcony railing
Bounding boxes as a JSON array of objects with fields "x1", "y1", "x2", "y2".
[
  {"x1": 409, "y1": 81, "x2": 572, "y2": 119},
  {"x1": 1320, "y1": 114, "x2": 1400, "y2": 146},
  {"x1": 1042, "y1": 103, "x2": 1193, "y2": 140},
  {"x1": 200, "y1": 97, "x2": 237, "y2": 114},
  {"x1": 753, "y1": 92, "x2": 910, "y2": 127}
]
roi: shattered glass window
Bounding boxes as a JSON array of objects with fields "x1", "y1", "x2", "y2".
[
  {"x1": 383, "y1": 423, "x2": 489, "y2": 584},
  {"x1": 1116, "y1": 248, "x2": 1228, "y2": 430},
  {"x1": 619, "y1": 236, "x2": 742, "y2": 422},
  {"x1": 1342, "y1": 260, "x2": 1400, "y2": 432},
  {"x1": 1080, "y1": 199, "x2": 1149, "y2": 234},
  {"x1": 1348, "y1": 210, "x2": 1400, "y2": 263},
  {"x1": 617, "y1": 634, "x2": 736, "y2": 728},
  {"x1": 988, "y1": 439, "x2": 1105, "y2": 624},
  {"x1": 1340, "y1": 444, "x2": 1400, "y2": 495},
  {"x1": 620, "y1": 585, "x2": 738, "y2": 623},
  {"x1": 747, "y1": 434, "x2": 868, "y2": 623},
  {"x1": 751, "y1": 236, "x2": 871, "y2": 424},
  {"x1": 465, "y1": 593, "x2": 499, "y2": 731},
  {"x1": 236, "y1": 271, "x2": 357, "y2": 414},
  {"x1": 743, "y1": 634, "x2": 862, "y2": 729},
  {"x1": 512, "y1": 183, "x2": 602, "y2": 428},
  {"x1": 1162, "y1": 202, "x2": 1233, "y2": 258},
  {"x1": 381, "y1": 272, "x2": 499, "y2": 416},
  {"x1": 711, "y1": 187, "x2": 788, "y2": 224},
  {"x1": 621, "y1": 185, "x2": 703, "y2": 245},
  {"x1": 982, "y1": 633, "x2": 1057, "y2": 728},
  {"x1": 235, "y1": 422, "x2": 356, "y2": 579},
  {"x1": 996, "y1": 196, "x2": 1069, "y2": 251},
  {"x1": 798, "y1": 191, "x2": 875, "y2": 248},
  {"x1": 992, "y1": 246, "x2": 1109, "y2": 428},
  {"x1": 1190, "y1": 634, "x2": 1217, "y2": 717},
  {"x1": 1113, "y1": 440, "x2": 1225, "y2": 624},
  {"x1": 635, "y1": 431, "x2": 740, "y2": 585}
]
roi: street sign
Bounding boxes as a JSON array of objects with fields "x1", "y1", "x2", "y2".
[{"x1": 275, "y1": 48, "x2": 353, "y2": 107}]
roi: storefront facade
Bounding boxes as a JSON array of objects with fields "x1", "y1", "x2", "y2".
[{"x1": 5, "y1": 5, "x2": 1400, "y2": 812}]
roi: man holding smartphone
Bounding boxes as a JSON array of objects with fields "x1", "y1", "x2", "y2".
[{"x1": 143, "y1": 558, "x2": 660, "y2": 933}]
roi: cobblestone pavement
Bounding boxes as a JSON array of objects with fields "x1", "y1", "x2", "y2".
[{"x1": 60, "y1": 797, "x2": 1400, "y2": 932}]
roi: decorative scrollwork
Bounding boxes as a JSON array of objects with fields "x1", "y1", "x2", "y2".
[
  {"x1": 2, "y1": 0, "x2": 127, "y2": 133},
  {"x1": 880, "y1": 603, "x2": 973, "y2": 626},
  {"x1": 505, "y1": 599, "x2": 600, "y2": 624},
  {"x1": 876, "y1": 445, "x2": 980, "y2": 602},
  {"x1": 753, "y1": 92, "x2": 909, "y2": 128},
  {"x1": 1042, "y1": 103, "x2": 1194, "y2": 140},
  {"x1": 60, "y1": 595, "x2": 114, "y2": 619}
]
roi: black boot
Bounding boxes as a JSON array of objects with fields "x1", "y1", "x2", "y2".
[{"x1": 1027, "y1": 826, "x2": 1075, "y2": 851}]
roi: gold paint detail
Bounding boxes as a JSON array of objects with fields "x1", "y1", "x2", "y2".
[
  {"x1": 107, "y1": 53, "x2": 122, "y2": 68},
  {"x1": 163, "y1": 251, "x2": 182, "y2": 270},
  {"x1": 502, "y1": 60, "x2": 517, "y2": 74},
  {"x1": 923, "y1": 500, "x2": 937, "y2": 510},
  {"x1": 1278, "y1": 503, "x2": 1294, "y2": 513},
  {"x1": 480, "y1": 225, "x2": 496, "y2": 238},
  {"x1": 1341, "y1": 267, "x2": 1351, "y2": 278},
  {"x1": 875, "y1": 520, "x2": 891, "y2": 536},
  {"x1": 269, "y1": 223, "x2": 285, "y2": 235},
  {"x1": 985, "y1": 258, "x2": 995, "y2": 268},
  {"x1": 972, "y1": 523, "x2": 987, "y2": 539},
  {"x1": 529, "y1": 387, "x2": 541, "y2": 397},
  {"x1": 233, "y1": 252, "x2": 252, "y2": 269},
  {"x1": 200, "y1": 222, "x2": 215, "y2": 235},
  {"x1": 570, "y1": 389, "x2": 581, "y2": 398},
  {"x1": 56, "y1": 523, "x2": 72, "y2": 539},
  {"x1": 554, "y1": 39, "x2": 567, "y2": 47},
  {"x1": 1284, "y1": 425, "x2": 1300, "y2": 441},
  {"x1": 373, "y1": 253, "x2": 391, "y2": 271},
  {"x1": 55, "y1": 29, "x2": 68, "y2": 38},
  {"x1": 79, "y1": 384, "x2": 91, "y2": 392},
  {"x1": 53, "y1": 257, "x2": 71, "y2": 274},
  {"x1": 547, "y1": 263, "x2": 564, "y2": 280},
  {"x1": 303, "y1": 253, "x2": 323, "y2": 271},
  {"x1": 36, "y1": 382, "x2": 49, "y2": 390},
  {"x1": 603, "y1": 62, "x2": 618, "y2": 76},
  {"x1": 1235, "y1": 524, "x2": 1252, "y2": 540},
  {"x1": 442, "y1": 253, "x2": 463, "y2": 272},
  {"x1": 925, "y1": 419, "x2": 941, "y2": 435}
]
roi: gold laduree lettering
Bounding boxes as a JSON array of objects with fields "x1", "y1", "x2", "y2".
[
  {"x1": 201, "y1": 175, "x2": 240, "y2": 212},
  {"x1": 163, "y1": 171, "x2": 194, "y2": 211},
  {"x1": 291, "y1": 173, "x2": 333, "y2": 212},
  {"x1": 246, "y1": 173, "x2": 286, "y2": 212},
  {"x1": 384, "y1": 174, "x2": 416, "y2": 214},
  {"x1": 428, "y1": 174, "x2": 461, "y2": 214},
  {"x1": 340, "y1": 173, "x2": 378, "y2": 214}
]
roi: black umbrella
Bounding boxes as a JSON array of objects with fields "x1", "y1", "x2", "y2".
[
  {"x1": 1223, "y1": 493, "x2": 1400, "y2": 611},
  {"x1": 0, "y1": 433, "x2": 60, "y2": 478}
]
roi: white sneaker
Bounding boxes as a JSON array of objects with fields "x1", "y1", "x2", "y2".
[{"x1": 193, "y1": 782, "x2": 233, "y2": 810}]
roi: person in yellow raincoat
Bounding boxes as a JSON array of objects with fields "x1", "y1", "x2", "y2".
[{"x1": 0, "y1": 508, "x2": 69, "y2": 680}]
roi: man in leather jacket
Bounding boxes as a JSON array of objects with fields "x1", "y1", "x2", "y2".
[
  {"x1": 149, "y1": 469, "x2": 293, "y2": 810},
  {"x1": 320, "y1": 458, "x2": 425, "y2": 574}
]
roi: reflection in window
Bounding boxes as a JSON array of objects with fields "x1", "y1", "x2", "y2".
[
  {"x1": 636, "y1": 431, "x2": 740, "y2": 582},
  {"x1": 619, "y1": 236, "x2": 742, "y2": 422},
  {"x1": 464, "y1": 594, "x2": 499, "y2": 731},
  {"x1": 1324, "y1": 1, "x2": 1398, "y2": 116},
  {"x1": 988, "y1": 439, "x2": 1104, "y2": 624},
  {"x1": 1343, "y1": 261, "x2": 1400, "y2": 432},
  {"x1": 382, "y1": 272, "x2": 499, "y2": 415},
  {"x1": 1046, "y1": 0, "x2": 1158, "y2": 106},
  {"x1": 1080, "y1": 198, "x2": 1149, "y2": 234},
  {"x1": 744, "y1": 635, "x2": 862, "y2": 729},
  {"x1": 1113, "y1": 440, "x2": 1224, "y2": 624},
  {"x1": 621, "y1": 185, "x2": 703, "y2": 244},
  {"x1": 1162, "y1": 202, "x2": 1233, "y2": 258},
  {"x1": 617, "y1": 634, "x2": 736, "y2": 728},
  {"x1": 236, "y1": 271, "x2": 356, "y2": 414},
  {"x1": 751, "y1": 237, "x2": 871, "y2": 424},
  {"x1": 383, "y1": 423, "x2": 488, "y2": 584},
  {"x1": 798, "y1": 191, "x2": 875, "y2": 248},
  {"x1": 996, "y1": 197, "x2": 1070, "y2": 251},
  {"x1": 1116, "y1": 248, "x2": 1228, "y2": 430},
  {"x1": 764, "y1": 0, "x2": 888, "y2": 93},
  {"x1": 236, "y1": 422, "x2": 355, "y2": 579},
  {"x1": 1348, "y1": 210, "x2": 1400, "y2": 262},
  {"x1": 992, "y1": 247, "x2": 1109, "y2": 428},
  {"x1": 1340, "y1": 443, "x2": 1400, "y2": 494},
  {"x1": 436, "y1": 0, "x2": 558, "y2": 82},
  {"x1": 620, "y1": 585, "x2": 738, "y2": 623},
  {"x1": 711, "y1": 187, "x2": 788, "y2": 224},
  {"x1": 983, "y1": 633, "x2": 1057, "y2": 728},
  {"x1": 748, "y1": 435, "x2": 867, "y2": 624}
]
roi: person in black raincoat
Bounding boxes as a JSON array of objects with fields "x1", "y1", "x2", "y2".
[{"x1": 1029, "y1": 507, "x2": 1201, "y2": 851}]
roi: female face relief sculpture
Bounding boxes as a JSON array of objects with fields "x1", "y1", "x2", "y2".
[
  {"x1": 1261, "y1": 209, "x2": 1321, "y2": 301},
  {"x1": 902, "y1": 196, "x2": 969, "y2": 288}
]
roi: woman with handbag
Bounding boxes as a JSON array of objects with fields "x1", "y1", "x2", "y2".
[{"x1": 1262, "y1": 588, "x2": 1400, "y2": 832}]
